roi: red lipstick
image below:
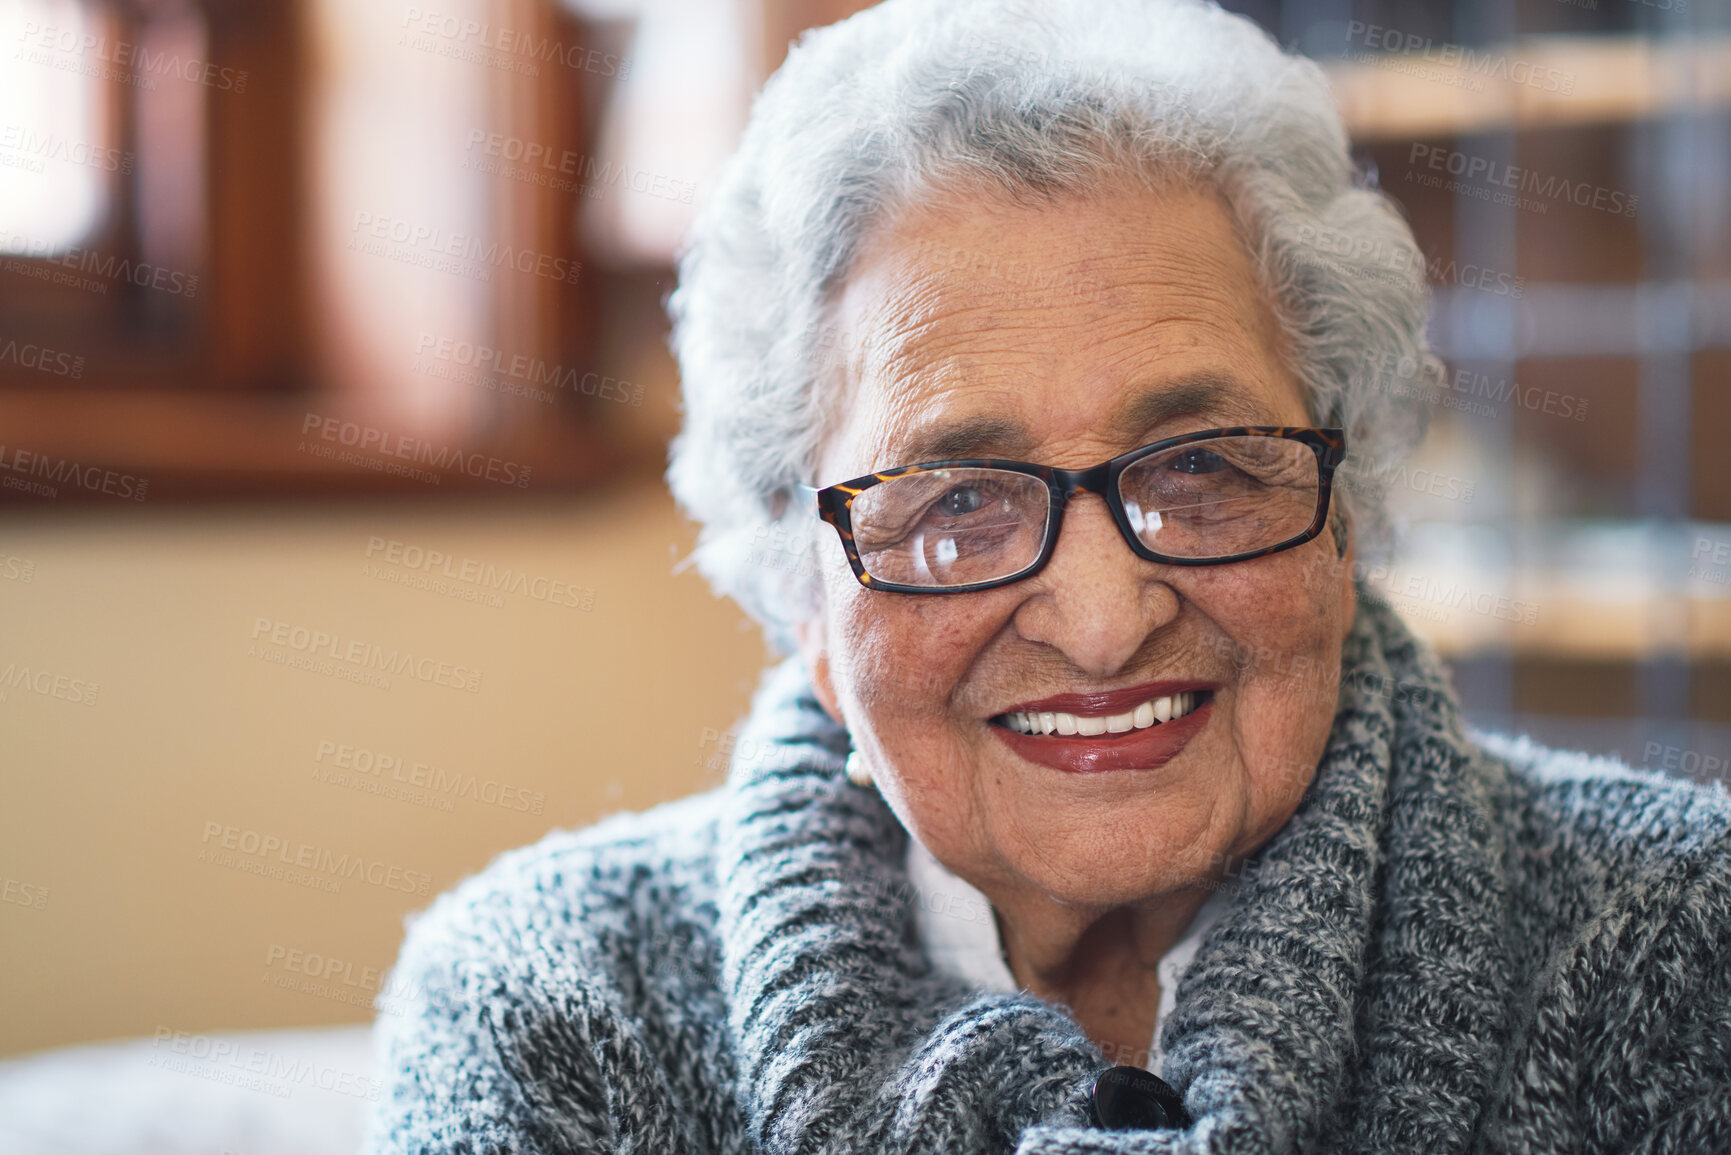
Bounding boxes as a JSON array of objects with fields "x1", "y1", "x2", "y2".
[{"x1": 991, "y1": 681, "x2": 1216, "y2": 775}]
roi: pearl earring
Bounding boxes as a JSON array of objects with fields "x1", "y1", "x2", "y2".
[{"x1": 845, "y1": 750, "x2": 874, "y2": 788}]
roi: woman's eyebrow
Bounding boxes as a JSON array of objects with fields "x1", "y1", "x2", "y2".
[
  {"x1": 897, "y1": 416, "x2": 1031, "y2": 464},
  {"x1": 1111, "y1": 375, "x2": 1272, "y2": 435},
  {"x1": 892, "y1": 374, "x2": 1270, "y2": 465}
]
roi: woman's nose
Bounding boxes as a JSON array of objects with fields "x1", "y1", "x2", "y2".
[{"x1": 1010, "y1": 492, "x2": 1180, "y2": 678}]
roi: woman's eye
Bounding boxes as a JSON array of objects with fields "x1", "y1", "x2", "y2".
[
  {"x1": 1171, "y1": 449, "x2": 1228, "y2": 475},
  {"x1": 934, "y1": 486, "x2": 988, "y2": 516}
]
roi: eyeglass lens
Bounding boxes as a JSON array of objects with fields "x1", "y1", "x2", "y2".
[{"x1": 847, "y1": 436, "x2": 1322, "y2": 587}]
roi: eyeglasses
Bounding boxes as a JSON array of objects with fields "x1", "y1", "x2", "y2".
[{"x1": 798, "y1": 426, "x2": 1346, "y2": 593}]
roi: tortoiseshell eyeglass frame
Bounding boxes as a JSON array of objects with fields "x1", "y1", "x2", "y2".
[{"x1": 795, "y1": 426, "x2": 1348, "y2": 594}]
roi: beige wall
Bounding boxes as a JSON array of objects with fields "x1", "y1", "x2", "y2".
[{"x1": 0, "y1": 482, "x2": 770, "y2": 1058}]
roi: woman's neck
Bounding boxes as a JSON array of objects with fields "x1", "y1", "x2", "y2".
[{"x1": 992, "y1": 883, "x2": 1218, "y2": 1069}]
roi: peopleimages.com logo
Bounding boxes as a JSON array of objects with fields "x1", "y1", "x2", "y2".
[
  {"x1": 1406, "y1": 144, "x2": 1637, "y2": 217},
  {"x1": 148, "y1": 1027, "x2": 382, "y2": 1102},
  {"x1": 0, "y1": 443, "x2": 149, "y2": 501},
  {"x1": 14, "y1": 21, "x2": 249, "y2": 91},
  {"x1": 0, "y1": 335, "x2": 84, "y2": 378},
  {"x1": 398, "y1": 7, "x2": 630, "y2": 79},
  {"x1": 0, "y1": 662, "x2": 100, "y2": 706},
  {"x1": 248, "y1": 617, "x2": 484, "y2": 693},
  {"x1": 1293, "y1": 224, "x2": 1526, "y2": 298},
  {"x1": 0, "y1": 231, "x2": 199, "y2": 297},
  {"x1": 313, "y1": 738, "x2": 547, "y2": 814},
  {"x1": 1345, "y1": 21, "x2": 1576, "y2": 94},
  {"x1": 298, "y1": 413, "x2": 532, "y2": 488},
  {"x1": 199, "y1": 820, "x2": 434, "y2": 897},
  {"x1": 0, "y1": 123, "x2": 133, "y2": 174},
  {"x1": 413, "y1": 334, "x2": 643, "y2": 406},
  {"x1": 347, "y1": 212, "x2": 582, "y2": 285},
  {"x1": 363, "y1": 536, "x2": 596, "y2": 610},
  {"x1": 462, "y1": 131, "x2": 695, "y2": 204}
]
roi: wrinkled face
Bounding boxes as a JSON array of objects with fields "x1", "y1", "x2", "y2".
[{"x1": 795, "y1": 181, "x2": 1358, "y2": 912}]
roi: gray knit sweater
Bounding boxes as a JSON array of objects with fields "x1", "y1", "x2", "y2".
[{"x1": 364, "y1": 593, "x2": 1731, "y2": 1154}]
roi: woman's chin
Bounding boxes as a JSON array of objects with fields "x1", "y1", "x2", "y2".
[{"x1": 967, "y1": 790, "x2": 1234, "y2": 906}]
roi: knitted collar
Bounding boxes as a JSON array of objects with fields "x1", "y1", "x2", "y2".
[{"x1": 716, "y1": 591, "x2": 1512, "y2": 1155}]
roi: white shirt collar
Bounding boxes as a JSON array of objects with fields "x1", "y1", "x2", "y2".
[{"x1": 905, "y1": 833, "x2": 1238, "y2": 1073}]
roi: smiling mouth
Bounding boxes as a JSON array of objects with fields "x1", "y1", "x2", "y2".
[{"x1": 992, "y1": 690, "x2": 1213, "y2": 738}]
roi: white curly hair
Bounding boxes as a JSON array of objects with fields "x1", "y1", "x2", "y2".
[{"x1": 667, "y1": 0, "x2": 1439, "y2": 654}]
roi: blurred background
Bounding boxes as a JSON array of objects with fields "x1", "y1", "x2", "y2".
[{"x1": 0, "y1": 0, "x2": 1727, "y2": 1145}]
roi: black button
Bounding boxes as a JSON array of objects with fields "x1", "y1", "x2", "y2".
[{"x1": 1089, "y1": 1065, "x2": 1190, "y2": 1131}]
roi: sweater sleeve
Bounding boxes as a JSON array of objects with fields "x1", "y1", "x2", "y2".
[
  {"x1": 362, "y1": 888, "x2": 568, "y2": 1155},
  {"x1": 1473, "y1": 744, "x2": 1731, "y2": 1155},
  {"x1": 1591, "y1": 829, "x2": 1731, "y2": 1155},
  {"x1": 362, "y1": 842, "x2": 708, "y2": 1155}
]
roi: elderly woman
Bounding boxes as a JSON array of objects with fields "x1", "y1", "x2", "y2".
[{"x1": 366, "y1": 1, "x2": 1731, "y2": 1152}]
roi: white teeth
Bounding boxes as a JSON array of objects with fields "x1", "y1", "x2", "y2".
[{"x1": 1000, "y1": 691, "x2": 1205, "y2": 736}]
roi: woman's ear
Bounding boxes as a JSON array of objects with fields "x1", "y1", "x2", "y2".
[{"x1": 793, "y1": 615, "x2": 846, "y2": 726}]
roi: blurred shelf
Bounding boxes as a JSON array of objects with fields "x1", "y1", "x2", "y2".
[
  {"x1": 1324, "y1": 33, "x2": 1731, "y2": 141},
  {"x1": 1430, "y1": 282, "x2": 1731, "y2": 361},
  {"x1": 0, "y1": 388, "x2": 643, "y2": 506},
  {"x1": 1373, "y1": 519, "x2": 1731, "y2": 660}
]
